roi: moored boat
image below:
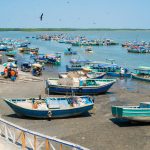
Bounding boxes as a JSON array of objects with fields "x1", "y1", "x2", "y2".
[
  {"x1": 5, "y1": 96, "x2": 94, "y2": 119},
  {"x1": 45, "y1": 78, "x2": 116, "y2": 95},
  {"x1": 112, "y1": 102, "x2": 150, "y2": 122},
  {"x1": 131, "y1": 66, "x2": 150, "y2": 82}
]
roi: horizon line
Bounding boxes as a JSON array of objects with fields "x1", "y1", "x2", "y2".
[{"x1": 0, "y1": 28, "x2": 150, "y2": 31}]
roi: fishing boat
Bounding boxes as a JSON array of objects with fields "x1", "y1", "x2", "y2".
[
  {"x1": 64, "y1": 47, "x2": 77, "y2": 55},
  {"x1": 34, "y1": 54, "x2": 61, "y2": 65},
  {"x1": 85, "y1": 47, "x2": 93, "y2": 53},
  {"x1": 131, "y1": 66, "x2": 150, "y2": 82},
  {"x1": 4, "y1": 96, "x2": 94, "y2": 119},
  {"x1": 127, "y1": 47, "x2": 148, "y2": 53},
  {"x1": 59, "y1": 71, "x2": 106, "y2": 79},
  {"x1": 45, "y1": 78, "x2": 116, "y2": 95},
  {"x1": 112, "y1": 102, "x2": 150, "y2": 122},
  {"x1": 83, "y1": 61, "x2": 131, "y2": 77}
]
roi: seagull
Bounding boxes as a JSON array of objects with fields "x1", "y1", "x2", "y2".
[{"x1": 40, "y1": 13, "x2": 43, "y2": 21}]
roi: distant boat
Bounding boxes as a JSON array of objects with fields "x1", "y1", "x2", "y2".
[
  {"x1": 131, "y1": 66, "x2": 150, "y2": 82},
  {"x1": 46, "y1": 78, "x2": 116, "y2": 95},
  {"x1": 64, "y1": 47, "x2": 77, "y2": 55},
  {"x1": 85, "y1": 47, "x2": 93, "y2": 53},
  {"x1": 112, "y1": 102, "x2": 150, "y2": 122},
  {"x1": 5, "y1": 96, "x2": 94, "y2": 119},
  {"x1": 83, "y1": 61, "x2": 131, "y2": 77}
]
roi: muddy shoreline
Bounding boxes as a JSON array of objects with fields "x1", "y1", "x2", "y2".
[{"x1": 0, "y1": 73, "x2": 150, "y2": 150}]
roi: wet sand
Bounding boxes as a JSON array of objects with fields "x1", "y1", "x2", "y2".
[{"x1": 1, "y1": 74, "x2": 150, "y2": 150}]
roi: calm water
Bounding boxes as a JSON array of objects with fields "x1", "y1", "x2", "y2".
[{"x1": 1, "y1": 30, "x2": 150, "y2": 72}]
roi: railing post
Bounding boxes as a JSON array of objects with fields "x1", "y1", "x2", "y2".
[
  {"x1": 45, "y1": 139, "x2": 50, "y2": 150},
  {"x1": 21, "y1": 131, "x2": 26, "y2": 150},
  {"x1": 34, "y1": 135, "x2": 37, "y2": 150},
  {"x1": 60, "y1": 144, "x2": 62, "y2": 150}
]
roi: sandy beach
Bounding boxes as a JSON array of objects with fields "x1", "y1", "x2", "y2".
[{"x1": 1, "y1": 72, "x2": 150, "y2": 150}]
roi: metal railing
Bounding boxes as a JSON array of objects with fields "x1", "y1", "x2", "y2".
[{"x1": 0, "y1": 118, "x2": 89, "y2": 150}]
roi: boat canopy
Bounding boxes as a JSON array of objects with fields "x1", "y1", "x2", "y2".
[{"x1": 135, "y1": 66, "x2": 150, "y2": 71}]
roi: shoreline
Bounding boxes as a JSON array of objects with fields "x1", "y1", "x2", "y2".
[{"x1": 0, "y1": 28, "x2": 150, "y2": 32}]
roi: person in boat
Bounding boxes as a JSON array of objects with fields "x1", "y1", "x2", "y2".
[
  {"x1": 7, "y1": 67, "x2": 11, "y2": 78},
  {"x1": 32, "y1": 98, "x2": 38, "y2": 109}
]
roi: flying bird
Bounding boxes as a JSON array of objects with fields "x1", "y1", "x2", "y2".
[{"x1": 40, "y1": 13, "x2": 43, "y2": 21}]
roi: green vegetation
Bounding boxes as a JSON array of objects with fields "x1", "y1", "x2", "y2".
[{"x1": 0, "y1": 28, "x2": 150, "y2": 31}]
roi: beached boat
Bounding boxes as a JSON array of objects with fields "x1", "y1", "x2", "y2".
[
  {"x1": 45, "y1": 78, "x2": 116, "y2": 95},
  {"x1": 112, "y1": 102, "x2": 150, "y2": 122},
  {"x1": 5, "y1": 96, "x2": 94, "y2": 118},
  {"x1": 59, "y1": 71, "x2": 106, "y2": 79},
  {"x1": 131, "y1": 66, "x2": 150, "y2": 82}
]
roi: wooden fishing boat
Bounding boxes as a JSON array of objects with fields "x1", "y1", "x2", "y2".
[
  {"x1": 59, "y1": 71, "x2": 106, "y2": 79},
  {"x1": 46, "y1": 78, "x2": 116, "y2": 95},
  {"x1": 131, "y1": 66, "x2": 150, "y2": 82},
  {"x1": 112, "y1": 102, "x2": 150, "y2": 122},
  {"x1": 5, "y1": 96, "x2": 94, "y2": 119}
]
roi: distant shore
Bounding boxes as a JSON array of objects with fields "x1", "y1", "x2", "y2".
[{"x1": 0, "y1": 28, "x2": 150, "y2": 32}]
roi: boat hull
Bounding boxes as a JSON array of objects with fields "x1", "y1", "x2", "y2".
[
  {"x1": 107, "y1": 72, "x2": 131, "y2": 77},
  {"x1": 131, "y1": 73, "x2": 150, "y2": 82},
  {"x1": 46, "y1": 81, "x2": 115, "y2": 95},
  {"x1": 112, "y1": 106, "x2": 150, "y2": 122},
  {"x1": 5, "y1": 99, "x2": 93, "y2": 119}
]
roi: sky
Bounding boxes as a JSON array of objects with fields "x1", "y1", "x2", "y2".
[{"x1": 0, "y1": 0, "x2": 150, "y2": 29}]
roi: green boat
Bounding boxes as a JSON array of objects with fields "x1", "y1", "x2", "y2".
[
  {"x1": 131, "y1": 66, "x2": 150, "y2": 82},
  {"x1": 112, "y1": 102, "x2": 150, "y2": 122}
]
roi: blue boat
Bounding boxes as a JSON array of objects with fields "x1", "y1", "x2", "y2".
[
  {"x1": 46, "y1": 78, "x2": 116, "y2": 95},
  {"x1": 4, "y1": 96, "x2": 94, "y2": 119},
  {"x1": 83, "y1": 63, "x2": 131, "y2": 77}
]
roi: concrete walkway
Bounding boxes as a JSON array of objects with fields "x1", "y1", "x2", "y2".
[{"x1": 0, "y1": 137, "x2": 20, "y2": 150}]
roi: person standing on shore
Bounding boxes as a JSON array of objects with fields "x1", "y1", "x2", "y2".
[{"x1": 4, "y1": 67, "x2": 8, "y2": 78}]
